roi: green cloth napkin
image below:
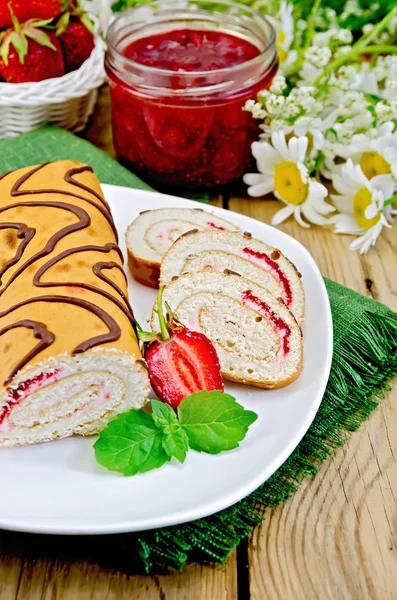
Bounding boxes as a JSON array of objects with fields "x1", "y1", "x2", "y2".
[
  {"x1": 0, "y1": 126, "x2": 154, "y2": 189},
  {"x1": 1, "y1": 127, "x2": 396, "y2": 573}
]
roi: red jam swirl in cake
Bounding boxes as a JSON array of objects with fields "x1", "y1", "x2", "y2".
[
  {"x1": 0, "y1": 370, "x2": 60, "y2": 426},
  {"x1": 241, "y1": 290, "x2": 291, "y2": 358},
  {"x1": 106, "y1": 28, "x2": 277, "y2": 190},
  {"x1": 242, "y1": 247, "x2": 293, "y2": 307}
]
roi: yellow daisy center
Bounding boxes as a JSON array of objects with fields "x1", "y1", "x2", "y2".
[
  {"x1": 359, "y1": 151, "x2": 391, "y2": 179},
  {"x1": 353, "y1": 188, "x2": 380, "y2": 230},
  {"x1": 274, "y1": 161, "x2": 309, "y2": 205},
  {"x1": 276, "y1": 32, "x2": 288, "y2": 63}
]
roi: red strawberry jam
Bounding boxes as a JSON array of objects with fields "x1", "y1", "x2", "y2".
[
  {"x1": 241, "y1": 290, "x2": 291, "y2": 358},
  {"x1": 105, "y1": 6, "x2": 277, "y2": 190},
  {"x1": 123, "y1": 29, "x2": 259, "y2": 71},
  {"x1": 242, "y1": 247, "x2": 293, "y2": 307},
  {"x1": 0, "y1": 370, "x2": 60, "y2": 426}
]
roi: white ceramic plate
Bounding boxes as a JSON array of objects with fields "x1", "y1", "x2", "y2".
[{"x1": 0, "y1": 186, "x2": 333, "y2": 535}]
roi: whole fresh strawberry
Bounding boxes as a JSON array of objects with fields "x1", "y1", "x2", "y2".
[
  {"x1": 0, "y1": 0, "x2": 64, "y2": 29},
  {"x1": 56, "y1": 4, "x2": 95, "y2": 73},
  {"x1": 139, "y1": 288, "x2": 224, "y2": 409},
  {"x1": 0, "y1": 13, "x2": 65, "y2": 83}
]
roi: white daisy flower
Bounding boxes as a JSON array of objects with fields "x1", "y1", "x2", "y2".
[
  {"x1": 267, "y1": 2, "x2": 294, "y2": 65},
  {"x1": 243, "y1": 132, "x2": 333, "y2": 228},
  {"x1": 292, "y1": 110, "x2": 339, "y2": 150},
  {"x1": 330, "y1": 160, "x2": 395, "y2": 254},
  {"x1": 346, "y1": 133, "x2": 397, "y2": 181}
]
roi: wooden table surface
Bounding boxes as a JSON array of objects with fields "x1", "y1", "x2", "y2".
[{"x1": 1, "y1": 87, "x2": 396, "y2": 600}]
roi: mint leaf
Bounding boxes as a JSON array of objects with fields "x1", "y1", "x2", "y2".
[
  {"x1": 94, "y1": 410, "x2": 170, "y2": 476},
  {"x1": 162, "y1": 426, "x2": 189, "y2": 463},
  {"x1": 152, "y1": 400, "x2": 189, "y2": 463},
  {"x1": 178, "y1": 391, "x2": 258, "y2": 454},
  {"x1": 151, "y1": 399, "x2": 178, "y2": 428}
]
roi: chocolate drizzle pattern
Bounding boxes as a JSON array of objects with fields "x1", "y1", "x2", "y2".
[
  {"x1": 0, "y1": 170, "x2": 15, "y2": 182},
  {"x1": 0, "y1": 162, "x2": 132, "y2": 385},
  {"x1": 11, "y1": 163, "x2": 119, "y2": 242},
  {"x1": 0, "y1": 223, "x2": 36, "y2": 283},
  {"x1": 0, "y1": 320, "x2": 55, "y2": 384}
]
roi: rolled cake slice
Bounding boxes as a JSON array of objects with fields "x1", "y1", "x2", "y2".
[
  {"x1": 125, "y1": 208, "x2": 238, "y2": 288},
  {"x1": 152, "y1": 271, "x2": 303, "y2": 389},
  {"x1": 160, "y1": 230, "x2": 305, "y2": 323},
  {"x1": 0, "y1": 161, "x2": 149, "y2": 448}
]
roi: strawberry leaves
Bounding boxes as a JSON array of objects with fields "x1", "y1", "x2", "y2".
[
  {"x1": 94, "y1": 392, "x2": 258, "y2": 476},
  {"x1": 0, "y1": 17, "x2": 57, "y2": 65}
]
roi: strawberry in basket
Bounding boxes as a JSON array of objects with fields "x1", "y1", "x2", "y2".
[
  {"x1": 0, "y1": 11, "x2": 65, "y2": 83},
  {"x1": 56, "y1": 0, "x2": 95, "y2": 73},
  {"x1": 0, "y1": 0, "x2": 65, "y2": 29}
]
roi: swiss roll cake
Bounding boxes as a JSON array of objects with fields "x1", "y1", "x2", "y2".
[
  {"x1": 0, "y1": 161, "x2": 149, "y2": 448},
  {"x1": 152, "y1": 270, "x2": 303, "y2": 389},
  {"x1": 160, "y1": 229, "x2": 305, "y2": 323},
  {"x1": 125, "y1": 207, "x2": 238, "y2": 288}
]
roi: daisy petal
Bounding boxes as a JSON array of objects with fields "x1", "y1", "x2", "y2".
[
  {"x1": 330, "y1": 214, "x2": 364, "y2": 235},
  {"x1": 312, "y1": 130, "x2": 324, "y2": 150},
  {"x1": 288, "y1": 136, "x2": 308, "y2": 163},
  {"x1": 371, "y1": 174, "x2": 395, "y2": 201},
  {"x1": 301, "y1": 203, "x2": 330, "y2": 226},
  {"x1": 251, "y1": 142, "x2": 280, "y2": 174},
  {"x1": 365, "y1": 203, "x2": 378, "y2": 220},
  {"x1": 271, "y1": 204, "x2": 294, "y2": 225},
  {"x1": 330, "y1": 194, "x2": 354, "y2": 215},
  {"x1": 244, "y1": 175, "x2": 275, "y2": 197},
  {"x1": 271, "y1": 132, "x2": 290, "y2": 161},
  {"x1": 294, "y1": 207, "x2": 310, "y2": 228}
]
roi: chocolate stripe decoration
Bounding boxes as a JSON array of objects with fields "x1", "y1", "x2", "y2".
[
  {"x1": 0, "y1": 321, "x2": 55, "y2": 384},
  {"x1": 0, "y1": 223, "x2": 36, "y2": 283},
  {"x1": 0, "y1": 295, "x2": 121, "y2": 356},
  {"x1": 0, "y1": 162, "x2": 130, "y2": 384},
  {"x1": 0, "y1": 170, "x2": 15, "y2": 182},
  {"x1": 0, "y1": 201, "x2": 91, "y2": 297},
  {"x1": 11, "y1": 162, "x2": 119, "y2": 241},
  {"x1": 34, "y1": 245, "x2": 135, "y2": 324}
]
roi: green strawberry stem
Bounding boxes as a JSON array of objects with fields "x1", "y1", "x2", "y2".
[{"x1": 157, "y1": 287, "x2": 170, "y2": 341}]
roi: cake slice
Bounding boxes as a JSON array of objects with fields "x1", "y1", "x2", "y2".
[
  {"x1": 125, "y1": 208, "x2": 238, "y2": 288},
  {"x1": 160, "y1": 230, "x2": 305, "y2": 323},
  {"x1": 151, "y1": 271, "x2": 303, "y2": 389}
]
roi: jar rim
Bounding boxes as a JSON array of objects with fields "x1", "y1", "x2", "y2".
[{"x1": 106, "y1": 0, "x2": 277, "y2": 80}]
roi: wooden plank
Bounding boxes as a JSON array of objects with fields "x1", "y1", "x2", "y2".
[
  {"x1": 11, "y1": 540, "x2": 236, "y2": 600},
  {"x1": 0, "y1": 531, "x2": 26, "y2": 599},
  {"x1": 228, "y1": 196, "x2": 397, "y2": 600}
]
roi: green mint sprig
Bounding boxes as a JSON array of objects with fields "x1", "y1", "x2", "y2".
[{"x1": 94, "y1": 391, "x2": 258, "y2": 476}]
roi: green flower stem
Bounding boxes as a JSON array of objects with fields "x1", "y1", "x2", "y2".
[
  {"x1": 353, "y1": 5, "x2": 397, "y2": 51},
  {"x1": 384, "y1": 195, "x2": 397, "y2": 207},
  {"x1": 363, "y1": 45, "x2": 397, "y2": 55},
  {"x1": 304, "y1": 0, "x2": 322, "y2": 51},
  {"x1": 313, "y1": 44, "x2": 397, "y2": 86},
  {"x1": 313, "y1": 5, "x2": 397, "y2": 86},
  {"x1": 157, "y1": 286, "x2": 170, "y2": 341}
]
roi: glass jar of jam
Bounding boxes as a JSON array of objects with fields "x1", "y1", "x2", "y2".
[{"x1": 105, "y1": 0, "x2": 277, "y2": 191}]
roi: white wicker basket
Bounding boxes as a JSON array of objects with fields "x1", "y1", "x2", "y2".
[{"x1": 0, "y1": 17, "x2": 106, "y2": 139}]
